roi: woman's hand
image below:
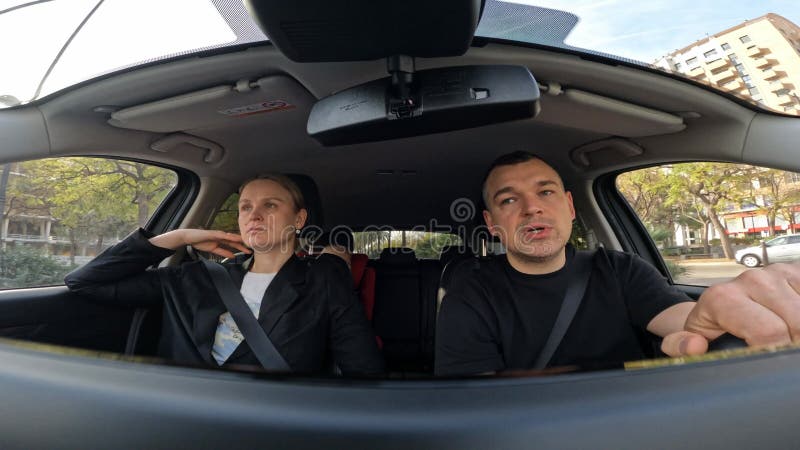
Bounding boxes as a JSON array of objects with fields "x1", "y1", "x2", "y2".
[{"x1": 149, "y1": 229, "x2": 252, "y2": 259}]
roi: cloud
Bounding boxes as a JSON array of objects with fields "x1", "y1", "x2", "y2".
[{"x1": 498, "y1": 0, "x2": 800, "y2": 62}]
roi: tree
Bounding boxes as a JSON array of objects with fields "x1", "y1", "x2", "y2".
[
  {"x1": 662, "y1": 163, "x2": 748, "y2": 259},
  {"x1": 747, "y1": 169, "x2": 800, "y2": 237},
  {"x1": 616, "y1": 167, "x2": 669, "y2": 225},
  {"x1": 414, "y1": 233, "x2": 462, "y2": 259},
  {"x1": 617, "y1": 167, "x2": 679, "y2": 248},
  {"x1": 4, "y1": 158, "x2": 176, "y2": 264}
]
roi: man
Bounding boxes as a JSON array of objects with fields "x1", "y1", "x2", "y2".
[{"x1": 434, "y1": 151, "x2": 800, "y2": 376}]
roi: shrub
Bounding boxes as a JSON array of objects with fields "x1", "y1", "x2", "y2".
[{"x1": 0, "y1": 245, "x2": 77, "y2": 289}]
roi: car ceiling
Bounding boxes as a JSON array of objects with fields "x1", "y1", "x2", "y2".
[{"x1": 3, "y1": 40, "x2": 800, "y2": 230}]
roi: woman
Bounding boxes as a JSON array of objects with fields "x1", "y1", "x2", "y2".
[{"x1": 65, "y1": 174, "x2": 384, "y2": 376}]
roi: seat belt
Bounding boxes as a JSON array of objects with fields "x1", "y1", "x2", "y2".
[
  {"x1": 202, "y1": 260, "x2": 291, "y2": 372},
  {"x1": 533, "y1": 250, "x2": 594, "y2": 370}
]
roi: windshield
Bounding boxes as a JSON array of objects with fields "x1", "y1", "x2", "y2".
[{"x1": 1, "y1": 0, "x2": 799, "y2": 115}]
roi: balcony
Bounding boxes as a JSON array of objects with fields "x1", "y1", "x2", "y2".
[
  {"x1": 721, "y1": 80, "x2": 746, "y2": 93},
  {"x1": 746, "y1": 46, "x2": 770, "y2": 58},
  {"x1": 777, "y1": 94, "x2": 796, "y2": 107},
  {"x1": 688, "y1": 65, "x2": 706, "y2": 79},
  {"x1": 2, "y1": 234, "x2": 72, "y2": 244},
  {"x1": 769, "y1": 81, "x2": 792, "y2": 93},
  {"x1": 768, "y1": 91, "x2": 796, "y2": 107},
  {"x1": 762, "y1": 68, "x2": 785, "y2": 81},
  {"x1": 707, "y1": 58, "x2": 731, "y2": 72},
  {"x1": 753, "y1": 56, "x2": 778, "y2": 68},
  {"x1": 710, "y1": 68, "x2": 737, "y2": 84}
]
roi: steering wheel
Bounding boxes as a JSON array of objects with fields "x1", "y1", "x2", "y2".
[{"x1": 707, "y1": 333, "x2": 748, "y2": 351}]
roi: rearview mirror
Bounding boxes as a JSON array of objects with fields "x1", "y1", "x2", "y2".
[{"x1": 307, "y1": 65, "x2": 540, "y2": 146}]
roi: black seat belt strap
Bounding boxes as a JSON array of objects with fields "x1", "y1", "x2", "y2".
[
  {"x1": 202, "y1": 260, "x2": 291, "y2": 371},
  {"x1": 533, "y1": 251, "x2": 594, "y2": 369}
]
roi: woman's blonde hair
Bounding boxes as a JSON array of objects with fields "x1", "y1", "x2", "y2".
[{"x1": 238, "y1": 174, "x2": 306, "y2": 212}]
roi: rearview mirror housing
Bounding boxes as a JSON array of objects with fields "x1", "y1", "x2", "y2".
[{"x1": 307, "y1": 65, "x2": 540, "y2": 146}]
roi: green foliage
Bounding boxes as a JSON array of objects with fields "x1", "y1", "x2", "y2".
[
  {"x1": 647, "y1": 225, "x2": 672, "y2": 245},
  {"x1": 353, "y1": 231, "x2": 461, "y2": 259},
  {"x1": 414, "y1": 233, "x2": 463, "y2": 259},
  {"x1": 664, "y1": 259, "x2": 687, "y2": 277},
  {"x1": 3, "y1": 158, "x2": 176, "y2": 258},
  {"x1": 0, "y1": 245, "x2": 76, "y2": 289},
  {"x1": 569, "y1": 220, "x2": 590, "y2": 250},
  {"x1": 211, "y1": 194, "x2": 240, "y2": 233}
]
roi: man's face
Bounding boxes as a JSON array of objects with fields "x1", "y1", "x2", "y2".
[{"x1": 483, "y1": 159, "x2": 575, "y2": 265}]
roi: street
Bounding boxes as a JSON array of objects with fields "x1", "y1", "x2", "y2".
[{"x1": 672, "y1": 259, "x2": 751, "y2": 286}]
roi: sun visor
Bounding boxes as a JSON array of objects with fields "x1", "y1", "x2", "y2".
[
  {"x1": 535, "y1": 86, "x2": 686, "y2": 137},
  {"x1": 243, "y1": 0, "x2": 484, "y2": 62},
  {"x1": 108, "y1": 75, "x2": 314, "y2": 133}
]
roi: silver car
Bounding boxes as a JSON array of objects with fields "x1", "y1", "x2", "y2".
[{"x1": 735, "y1": 235, "x2": 800, "y2": 268}]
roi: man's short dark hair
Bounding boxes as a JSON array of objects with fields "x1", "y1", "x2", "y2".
[{"x1": 481, "y1": 151, "x2": 564, "y2": 207}]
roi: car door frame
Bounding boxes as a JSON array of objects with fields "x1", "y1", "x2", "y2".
[{"x1": 0, "y1": 155, "x2": 198, "y2": 353}]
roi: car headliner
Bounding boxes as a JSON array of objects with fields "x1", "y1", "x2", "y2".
[{"x1": 1, "y1": 38, "x2": 799, "y2": 240}]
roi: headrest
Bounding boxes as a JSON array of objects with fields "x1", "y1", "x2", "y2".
[
  {"x1": 285, "y1": 174, "x2": 325, "y2": 241},
  {"x1": 315, "y1": 227, "x2": 354, "y2": 252},
  {"x1": 439, "y1": 245, "x2": 468, "y2": 266},
  {"x1": 350, "y1": 253, "x2": 369, "y2": 288},
  {"x1": 378, "y1": 247, "x2": 417, "y2": 265}
]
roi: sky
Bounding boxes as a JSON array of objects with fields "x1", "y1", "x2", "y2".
[
  {"x1": 1, "y1": 0, "x2": 800, "y2": 105},
  {"x1": 509, "y1": 0, "x2": 800, "y2": 62},
  {"x1": 0, "y1": 0, "x2": 235, "y2": 105}
]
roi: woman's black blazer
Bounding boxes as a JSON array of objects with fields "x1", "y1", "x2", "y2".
[{"x1": 64, "y1": 229, "x2": 384, "y2": 376}]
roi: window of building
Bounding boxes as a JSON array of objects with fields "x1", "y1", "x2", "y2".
[
  {"x1": 742, "y1": 75, "x2": 752, "y2": 83},
  {"x1": 776, "y1": 88, "x2": 790, "y2": 96},
  {"x1": 703, "y1": 49, "x2": 718, "y2": 58},
  {"x1": 784, "y1": 172, "x2": 800, "y2": 183},
  {"x1": 721, "y1": 43, "x2": 731, "y2": 50},
  {"x1": 739, "y1": 35, "x2": 752, "y2": 43},
  {"x1": 748, "y1": 87, "x2": 760, "y2": 96},
  {"x1": 686, "y1": 56, "x2": 698, "y2": 66},
  {"x1": 729, "y1": 53, "x2": 739, "y2": 63},
  {"x1": 674, "y1": 62, "x2": 682, "y2": 71}
]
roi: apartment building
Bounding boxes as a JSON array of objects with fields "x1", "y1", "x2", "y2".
[{"x1": 654, "y1": 13, "x2": 800, "y2": 115}]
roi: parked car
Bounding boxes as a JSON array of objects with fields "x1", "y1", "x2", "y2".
[
  {"x1": 736, "y1": 235, "x2": 800, "y2": 267},
  {"x1": 1, "y1": 1, "x2": 800, "y2": 448}
]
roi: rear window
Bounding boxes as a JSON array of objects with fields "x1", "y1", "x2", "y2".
[{"x1": 353, "y1": 230, "x2": 462, "y2": 259}]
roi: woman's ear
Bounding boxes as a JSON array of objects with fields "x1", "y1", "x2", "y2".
[{"x1": 296, "y1": 208, "x2": 308, "y2": 229}]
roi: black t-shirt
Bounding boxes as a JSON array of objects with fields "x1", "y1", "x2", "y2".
[{"x1": 434, "y1": 245, "x2": 692, "y2": 376}]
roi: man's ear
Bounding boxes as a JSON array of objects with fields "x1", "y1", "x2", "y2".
[
  {"x1": 566, "y1": 191, "x2": 576, "y2": 220},
  {"x1": 483, "y1": 209, "x2": 496, "y2": 235}
]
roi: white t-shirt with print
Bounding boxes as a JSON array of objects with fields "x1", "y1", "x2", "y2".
[{"x1": 211, "y1": 271, "x2": 276, "y2": 365}]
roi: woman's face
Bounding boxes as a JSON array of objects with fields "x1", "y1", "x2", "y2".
[{"x1": 237, "y1": 179, "x2": 307, "y2": 254}]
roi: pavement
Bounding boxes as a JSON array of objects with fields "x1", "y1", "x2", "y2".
[{"x1": 671, "y1": 258, "x2": 751, "y2": 286}]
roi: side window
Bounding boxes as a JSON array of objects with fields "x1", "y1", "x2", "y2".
[
  {"x1": 210, "y1": 193, "x2": 239, "y2": 234},
  {"x1": 769, "y1": 237, "x2": 788, "y2": 246},
  {"x1": 617, "y1": 162, "x2": 800, "y2": 286},
  {"x1": 0, "y1": 157, "x2": 177, "y2": 289}
]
